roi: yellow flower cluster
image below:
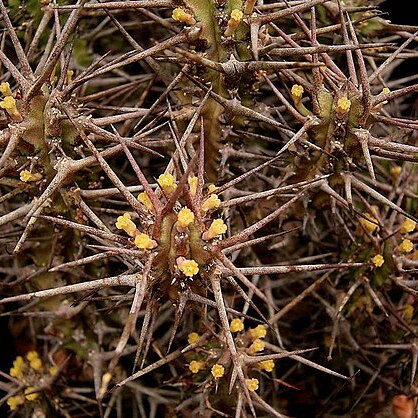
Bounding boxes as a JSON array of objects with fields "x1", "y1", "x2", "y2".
[
  {"x1": 203, "y1": 218, "x2": 227, "y2": 241},
  {"x1": 211, "y1": 364, "x2": 225, "y2": 378},
  {"x1": 10, "y1": 356, "x2": 25, "y2": 379},
  {"x1": 359, "y1": 211, "x2": 378, "y2": 233},
  {"x1": 0, "y1": 95, "x2": 21, "y2": 119},
  {"x1": 258, "y1": 359, "x2": 275, "y2": 372},
  {"x1": 189, "y1": 360, "x2": 204, "y2": 374},
  {"x1": 20, "y1": 170, "x2": 42, "y2": 183},
  {"x1": 371, "y1": 254, "x2": 384, "y2": 268},
  {"x1": 201, "y1": 194, "x2": 221, "y2": 212},
  {"x1": 157, "y1": 173, "x2": 177, "y2": 193},
  {"x1": 401, "y1": 218, "x2": 416, "y2": 234},
  {"x1": 7, "y1": 395, "x2": 25, "y2": 411},
  {"x1": 399, "y1": 239, "x2": 414, "y2": 254},
  {"x1": 336, "y1": 96, "x2": 351, "y2": 117},
  {"x1": 27, "y1": 351, "x2": 42, "y2": 371},
  {"x1": 230, "y1": 318, "x2": 244, "y2": 333},
  {"x1": 115, "y1": 213, "x2": 137, "y2": 237},
  {"x1": 138, "y1": 192, "x2": 154, "y2": 212},
  {"x1": 24, "y1": 387, "x2": 39, "y2": 401},
  {"x1": 248, "y1": 325, "x2": 267, "y2": 340},
  {"x1": 225, "y1": 9, "x2": 243, "y2": 36},
  {"x1": 188, "y1": 176, "x2": 198, "y2": 196},
  {"x1": 245, "y1": 378, "x2": 259, "y2": 392},
  {"x1": 188, "y1": 332, "x2": 200, "y2": 344},
  {"x1": 172, "y1": 7, "x2": 196, "y2": 25},
  {"x1": 134, "y1": 233, "x2": 157, "y2": 250},
  {"x1": 177, "y1": 258, "x2": 199, "y2": 277},
  {"x1": 248, "y1": 338, "x2": 265, "y2": 354},
  {"x1": 177, "y1": 208, "x2": 195, "y2": 229},
  {"x1": 291, "y1": 84, "x2": 304, "y2": 103},
  {"x1": 0, "y1": 81, "x2": 12, "y2": 96}
]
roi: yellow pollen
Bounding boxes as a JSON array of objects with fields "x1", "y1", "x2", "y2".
[
  {"x1": 211, "y1": 364, "x2": 225, "y2": 378},
  {"x1": 336, "y1": 96, "x2": 351, "y2": 116},
  {"x1": 157, "y1": 173, "x2": 177, "y2": 192},
  {"x1": 24, "y1": 387, "x2": 39, "y2": 401},
  {"x1": 115, "y1": 213, "x2": 137, "y2": 237},
  {"x1": 134, "y1": 233, "x2": 157, "y2": 250},
  {"x1": 399, "y1": 239, "x2": 414, "y2": 254},
  {"x1": 0, "y1": 82, "x2": 12, "y2": 96},
  {"x1": 201, "y1": 194, "x2": 221, "y2": 212},
  {"x1": 188, "y1": 332, "x2": 200, "y2": 345},
  {"x1": 230, "y1": 318, "x2": 244, "y2": 333},
  {"x1": 188, "y1": 176, "x2": 198, "y2": 196},
  {"x1": 172, "y1": 8, "x2": 196, "y2": 25},
  {"x1": 203, "y1": 219, "x2": 227, "y2": 241},
  {"x1": 138, "y1": 192, "x2": 154, "y2": 211},
  {"x1": 258, "y1": 360, "x2": 274, "y2": 372},
  {"x1": 245, "y1": 378, "x2": 259, "y2": 391},
  {"x1": 178, "y1": 208, "x2": 195, "y2": 228},
  {"x1": 248, "y1": 338, "x2": 265, "y2": 354},
  {"x1": 401, "y1": 219, "x2": 416, "y2": 234},
  {"x1": 178, "y1": 259, "x2": 199, "y2": 277},
  {"x1": 291, "y1": 84, "x2": 304, "y2": 102},
  {"x1": 371, "y1": 254, "x2": 384, "y2": 268},
  {"x1": 189, "y1": 360, "x2": 204, "y2": 374},
  {"x1": 249, "y1": 325, "x2": 267, "y2": 340}
]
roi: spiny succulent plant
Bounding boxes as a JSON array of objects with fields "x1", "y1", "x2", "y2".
[{"x1": 1, "y1": 0, "x2": 418, "y2": 417}]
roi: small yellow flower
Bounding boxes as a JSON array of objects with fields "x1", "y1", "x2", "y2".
[
  {"x1": 336, "y1": 96, "x2": 351, "y2": 117},
  {"x1": 0, "y1": 95, "x2": 16, "y2": 109},
  {"x1": 371, "y1": 254, "x2": 384, "y2": 268},
  {"x1": 248, "y1": 325, "x2": 267, "y2": 340},
  {"x1": 231, "y1": 9, "x2": 243, "y2": 22},
  {"x1": 172, "y1": 7, "x2": 196, "y2": 25},
  {"x1": 189, "y1": 360, "x2": 204, "y2": 374},
  {"x1": 188, "y1": 176, "x2": 198, "y2": 196},
  {"x1": 177, "y1": 208, "x2": 195, "y2": 229},
  {"x1": 291, "y1": 84, "x2": 304, "y2": 103},
  {"x1": 7, "y1": 395, "x2": 24, "y2": 410},
  {"x1": 359, "y1": 212, "x2": 378, "y2": 233},
  {"x1": 258, "y1": 359, "x2": 274, "y2": 372},
  {"x1": 248, "y1": 338, "x2": 265, "y2": 354},
  {"x1": 399, "y1": 239, "x2": 414, "y2": 254},
  {"x1": 26, "y1": 351, "x2": 39, "y2": 362},
  {"x1": 230, "y1": 318, "x2": 244, "y2": 333},
  {"x1": 177, "y1": 258, "x2": 199, "y2": 277},
  {"x1": 201, "y1": 194, "x2": 221, "y2": 212},
  {"x1": 211, "y1": 364, "x2": 225, "y2": 378},
  {"x1": 24, "y1": 387, "x2": 39, "y2": 401},
  {"x1": 224, "y1": 9, "x2": 243, "y2": 36},
  {"x1": 0, "y1": 81, "x2": 12, "y2": 96},
  {"x1": 401, "y1": 219, "x2": 416, "y2": 234},
  {"x1": 10, "y1": 356, "x2": 25, "y2": 379},
  {"x1": 134, "y1": 233, "x2": 157, "y2": 250},
  {"x1": 245, "y1": 378, "x2": 259, "y2": 391},
  {"x1": 115, "y1": 213, "x2": 137, "y2": 237},
  {"x1": 157, "y1": 173, "x2": 177, "y2": 193},
  {"x1": 390, "y1": 165, "x2": 402, "y2": 179},
  {"x1": 138, "y1": 192, "x2": 154, "y2": 212},
  {"x1": 202, "y1": 218, "x2": 227, "y2": 241},
  {"x1": 207, "y1": 184, "x2": 217, "y2": 194},
  {"x1": 30, "y1": 358, "x2": 43, "y2": 372},
  {"x1": 0, "y1": 95, "x2": 21, "y2": 120},
  {"x1": 66, "y1": 69, "x2": 74, "y2": 84},
  {"x1": 49, "y1": 366, "x2": 58, "y2": 376},
  {"x1": 20, "y1": 170, "x2": 42, "y2": 183},
  {"x1": 188, "y1": 332, "x2": 200, "y2": 345}
]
